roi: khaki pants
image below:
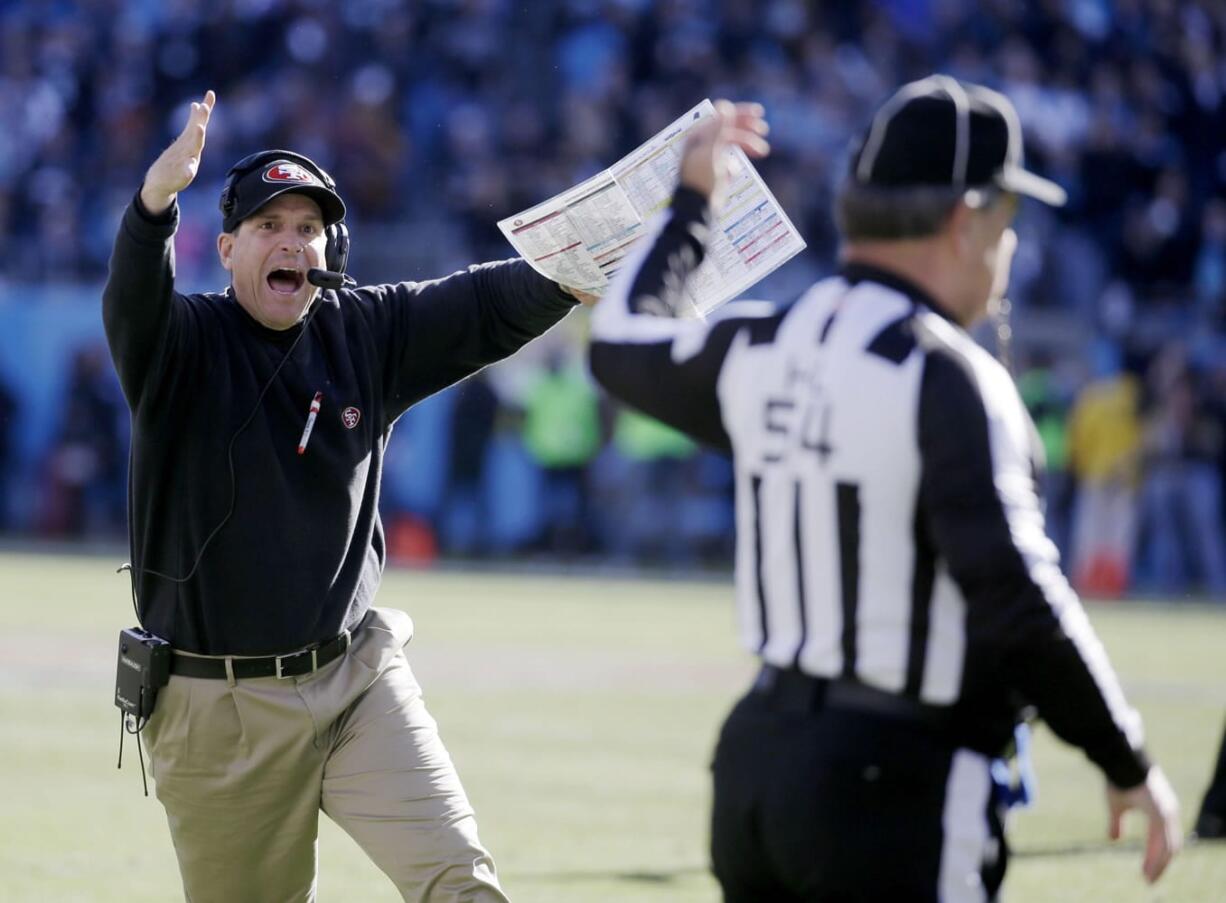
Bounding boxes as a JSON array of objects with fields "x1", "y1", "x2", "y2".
[{"x1": 142, "y1": 608, "x2": 508, "y2": 903}]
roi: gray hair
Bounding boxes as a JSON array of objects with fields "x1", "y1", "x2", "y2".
[{"x1": 835, "y1": 181, "x2": 993, "y2": 241}]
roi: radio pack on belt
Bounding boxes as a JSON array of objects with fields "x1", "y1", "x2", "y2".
[
  {"x1": 114, "y1": 626, "x2": 171, "y2": 721},
  {"x1": 114, "y1": 626, "x2": 171, "y2": 796}
]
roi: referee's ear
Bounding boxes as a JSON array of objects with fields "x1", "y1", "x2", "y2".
[{"x1": 946, "y1": 199, "x2": 977, "y2": 259}]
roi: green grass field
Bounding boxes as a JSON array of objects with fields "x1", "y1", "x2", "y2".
[{"x1": 1, "y1": 550, "x2": 1223, "y2": 902}]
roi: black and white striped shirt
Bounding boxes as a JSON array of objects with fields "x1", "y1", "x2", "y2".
[{"x1": 589, "y1": 187, "x2": 1150, "y2": 788}]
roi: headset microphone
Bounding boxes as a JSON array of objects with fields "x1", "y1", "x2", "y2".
[{"x1": 307, "y1": 268, "x2": 355, "y2": 291}]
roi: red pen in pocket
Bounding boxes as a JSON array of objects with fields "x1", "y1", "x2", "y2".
[{"x1": 298, "y1": 392, "x2": 323, "y2": 455}]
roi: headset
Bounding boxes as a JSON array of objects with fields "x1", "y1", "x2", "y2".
[{"x1": 219, "y1": 149, "x2": 351, "y2": 283}]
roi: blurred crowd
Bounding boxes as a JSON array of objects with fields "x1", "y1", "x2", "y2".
[{"x1": 0, "y1": 0, "x2": 1223, "y2": 594}]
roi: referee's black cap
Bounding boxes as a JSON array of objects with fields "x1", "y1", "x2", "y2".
[{"x1": 850, "y1": 75, "x2": 1067, "y2": 207}]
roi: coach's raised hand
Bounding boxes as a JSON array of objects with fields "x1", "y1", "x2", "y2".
[
  {"x1": 678, "y1": 99, "x2": 770, "y2": 203},
  {"x1": 140, "y1": 90, "x2": 215, "y2": 216}
]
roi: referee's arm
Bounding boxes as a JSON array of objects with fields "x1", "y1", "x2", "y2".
[
  {"x1": 589, "y1": 187, "x2": 744, "y2": 452},
  {"x1": 918, "y1": 350, "x2": 1151, "y2": 790}
]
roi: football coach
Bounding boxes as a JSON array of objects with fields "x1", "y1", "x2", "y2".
[
  {"x1": 588, "y1": 81, "x2": 1181, "y2": 901},
  {"x1": 103, "y1": 91, "x2": 592, "y2": 902}
]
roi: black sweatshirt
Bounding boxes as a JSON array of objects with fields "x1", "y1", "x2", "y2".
[{"x1": 103, "y1": 194, "x2": 575, "y2": 655}]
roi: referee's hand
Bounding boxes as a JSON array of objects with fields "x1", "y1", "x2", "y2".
[
  {"x1": 1106, "y1": 765, "x2": 1182, "y2": 884},
  {"x1": 678, "y1": 100, "x2": 770, "y2": 203},
  {"x1": 141, "y1": 89, "x2": 215, "y2": 216}
]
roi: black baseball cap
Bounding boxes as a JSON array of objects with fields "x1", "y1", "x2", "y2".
[
  {"x1": 220, "y1": 151, "x2": 346, "y2": 233},
  {"x1": 850, "y1": 75, "x2": 1066, "y2": 207}
]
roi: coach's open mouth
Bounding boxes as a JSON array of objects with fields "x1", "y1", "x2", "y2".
[{"x1": 267, "y1": 268, "x2": 305, "y2": 294}]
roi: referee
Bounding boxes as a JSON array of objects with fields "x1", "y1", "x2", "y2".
[{"x1": 589, "y1": 81, "x2": 1181, "y2": 901}]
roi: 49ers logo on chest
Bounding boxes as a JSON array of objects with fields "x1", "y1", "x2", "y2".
[{"x1": 342, "y1": 406, "x2": 361, "y2": 430}]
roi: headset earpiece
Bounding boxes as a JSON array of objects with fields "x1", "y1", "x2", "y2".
[{"x1": 325, "y1": 222, "x2": 350, "y2": 275}]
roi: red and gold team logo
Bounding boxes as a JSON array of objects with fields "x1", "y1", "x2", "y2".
[
  {"x1": 342, "y1": 406, "x2": 361, "y2": 429},
  {"x1": 263, "y1": 162, "x2": 318, "y2": 185}
]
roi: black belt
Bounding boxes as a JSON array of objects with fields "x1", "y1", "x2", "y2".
[
  {"x1": 753, "y1": 665, "x2": 951, "y2": 729},
  {"x1": 170, "y1": 630, "x2": 353, "y2": 680}
]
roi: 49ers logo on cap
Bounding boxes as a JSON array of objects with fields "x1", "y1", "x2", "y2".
[
  {"x1": 262, "y1": 162, "x2": 320, "y2": 186},
  {"x1": 342, "y1": 407, "x2": 361, "y2": 429}
]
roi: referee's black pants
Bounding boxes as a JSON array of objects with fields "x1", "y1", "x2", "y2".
[{"x1": 710, "y1": 669, "x2": 1006, "y2": 903}]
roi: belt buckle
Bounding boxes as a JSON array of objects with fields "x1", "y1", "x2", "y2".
[{"x1": 274, "y1": 646, "x2": 319, "y2": 679}]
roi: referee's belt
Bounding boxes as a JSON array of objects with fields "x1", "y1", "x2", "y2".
[
  {"x1": 753, "y1": 665, "x2": 951, "y2": 728},
  {"x1": 170, "y1": 630, "x2": 353, "y2": 680}
]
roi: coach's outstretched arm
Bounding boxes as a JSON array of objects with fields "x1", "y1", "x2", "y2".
[
  {"x1": 102, "y1": 91, "x2": 214, "y2": 406},
  {"x1": 376, "y1": 260, "x2": 586, "y2": 422}
]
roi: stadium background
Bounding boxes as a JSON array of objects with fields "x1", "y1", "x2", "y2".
[
  {"x1": 1, "y1": 0, "x2": 1225, "y2": 598},
  {"x1": 0, "y1": 3, "x2": 1224, "y2": 901}
]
